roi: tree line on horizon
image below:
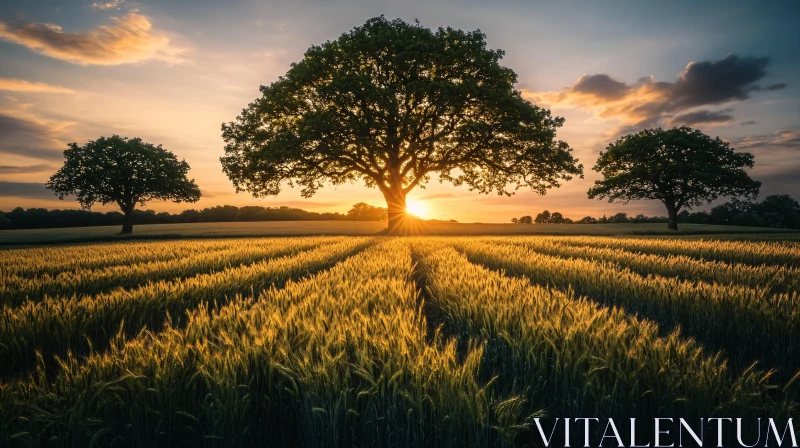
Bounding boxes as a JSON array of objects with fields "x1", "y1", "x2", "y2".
[
  {"x1": 510, "y1": 194, "x2": 800, "y2": 229},
  {"x1": 0, "y1": 202, "x2": 389, "y2": 231},
  {"x1": 36, "y1": 17, "x2": 783, "y2": 234}
]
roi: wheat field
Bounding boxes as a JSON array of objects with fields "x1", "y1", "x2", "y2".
[{"x1": 1, "y1": 236, "x2": 798, "y2": 446}]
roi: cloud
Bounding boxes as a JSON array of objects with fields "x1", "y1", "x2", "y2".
[
  {"x1": 91, "y1": 0, "x2": 125, "y2": 10},
  {"x1": 0, "y1": 13, "x2": 183, "y2": 65},
  {"x1": 0, "y1": 181, "x2": 56, "y2": 199},
  {"x1": 765, "y1": 83, "x2": 787, "y2": 91},
  {"x1": 526, "y1": 54, "x2": 783, "y2": 135},
  {"x1": 733, "y1": 130, "x2": 800, "y2": 150},
  {"x1": 0, "y1": 164, "x2": 53, "y2": 175},
  {"x1": 740, "y1": 120, "x2": 756, "y2": 126},
  {"x1": 570, "y1": 74, "x2": 630, "y2": 100},
  {"x1": 0, "y1": 78, "x2": 74, "y2": 93},
  {"x1": 667, "y1": 109, "x2": 734, "y2": 126},
  {"x1": 0, "y1": 113, "x2": 65, "y2": 161}
]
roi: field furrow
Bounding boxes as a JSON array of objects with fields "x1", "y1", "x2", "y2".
[
  {"x1": 412, "y1": 240, "x2": 780, "y2": 424},
  {"x1": 0, "y1": 237, "x2": 336, "y2": 305},
  {"x1": 0, "y1": 238, "x2": 244, "y2": 277},
  {"x1": 1, "y1": 234, "x2": 797, "y2": 447},
  {"x1": 1, "y1": 240, "x2": 514, "y2": 447},
  {"x1": 0, "y1": 238, "x2": 372, "y2": 379},
  {"x1": 486, "y1": 237, "x2": 800, "y2": 293},
  {"x1": 455, "y1": 239, "x2": 800, "y2": 380},
  {"x1": 545, "y1": 236, "x2": 800, "y2": 267}
]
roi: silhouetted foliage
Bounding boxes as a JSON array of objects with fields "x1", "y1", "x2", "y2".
[
  {"x1": 507, "y1": 194, "x2": 800, "y2": 229},
  {"x1": 46, "y1": 135, "x2": 201, "y2": 234},
  {"x1": 588, "y1": 127, "x2": 760, "y2": 230},
  {"x1": 0, "y1": 202, "x2": 396, "y2": 230},
  {"x1": 518, "y1": 215, "x2": 533, "y2": 224},
  {"x1": 549, "y1": 212, "x2": 567, "y2": 223},
  {"x1": 534, "y1": 210, "x2": 551, "y2": 223},
  {"x1": 347, "y1": 203, "x2": 388, "y2": 221},
  {"x1": 220, "y1": 16, "x2": 581, "y2": 233},
  {"x1": 608, "y1": 212, "x2": 629, "y2": 224}
]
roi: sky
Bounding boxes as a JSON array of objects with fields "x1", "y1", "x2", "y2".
[{"x1": 0, "y1": 0, "x2": 798, "y2": 222}]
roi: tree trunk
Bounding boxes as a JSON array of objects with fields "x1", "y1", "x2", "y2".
[
  {"x1": 121, "y1": 209, "x2": 134, "y2": 234},
  {"x1": 385, "y1": 190, "x2": 407, "y2": 234},
  {"x1": 666, "y1": 204, "x2": 679, "y2": 231}
]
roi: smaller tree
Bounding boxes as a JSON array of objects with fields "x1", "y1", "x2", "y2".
[
  {"x1": 510, "y1": 217, "x2": 519, "y2": 224},
  {"x1": 534, "y1": 210, "x2": 551, "y2": 223},
  {"x1": 608, "y1": 212, "x2": 629, "y2": 224},
  {"x1": 756, "y1": 195, "x2": 800, "y2": 229},
  {"x1": 518, "y1": 215, "x2": 533, "y2": 224},
  {"x1": 588, "y1": 127, "x2": 760, "y2": 230},
  {"x1": 347, "y1": 202, "x2": 388, "y2": 221},
  {"x1": 549, "y1": 211, "x2": 566, "y2": 223},
  {"x1": 47, "y1": 135, "x2": 201, "y2": 234}
]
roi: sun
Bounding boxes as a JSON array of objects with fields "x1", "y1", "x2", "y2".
[{"x1": 405, "y1": 199, "x2": 428, "y2": 218}]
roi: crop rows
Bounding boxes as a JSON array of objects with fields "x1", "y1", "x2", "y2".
[
  {"x1": 482, "y1": 236, "x2": 800, "y2": 293},
  {"x1": 1, "y1": 235, "x2": 798, "y2": 446},
  {"x1": 0, "y1": 237, "x2": 370, "y2": 378},
  {"x1": 0, "y1": 236, "x2": 338, "y2": 305},
  {"x1": 0, "y1": 238, "x2": 246, "y2": 278},
  {"x1": 455, "y1": 238, "x2": 800, "y2": 379},
  {"x1": 544, "y1": 235, "x2": 800, "y2": 267}
]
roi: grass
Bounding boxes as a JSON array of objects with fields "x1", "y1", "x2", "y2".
[
  {"x1": 1, "y1": 234, "x2": 798, "y2": 446},
  {"x1": 0, "y1": 220, "x2": 797, "y2": 245}
]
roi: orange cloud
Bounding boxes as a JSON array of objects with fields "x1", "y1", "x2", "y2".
[
  {"x1": 91, "y1": 0, "x2": 125, "y2": 10},
  {"x1": 0, "y1": 13, "x2": 184, "y2": 65},
  {"x1": 524, "y1": 54, "x2": 782, "y2": 136},
  {"x1": 734, "y1": 130, "x2": 800, "y2": 150},
  {"x1": 0, "y1": 78, "x2": 74, "y2": 93}
]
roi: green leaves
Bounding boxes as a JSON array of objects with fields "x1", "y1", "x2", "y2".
[
  {"x1": 588, "y1": 127, "x2": 761, "y2": 210},
  {"x1": 46, "y1": 135, "x2": 201, "y2": 211},
  {"x1": 221, "y1": 17, "x2": 581, "y2": 216}
]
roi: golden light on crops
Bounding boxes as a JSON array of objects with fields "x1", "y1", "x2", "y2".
[{"x1": 405, "y1": 199, "x2": 428, "y2": 218}]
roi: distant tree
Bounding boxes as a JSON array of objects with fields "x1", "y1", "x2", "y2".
[
  {"x1": 755, "y1": 195, "x2": 800, "y2": 228},
  {"x1": 347, "y1": 202, "x2": 388, "y2": 221},
  {"x1": 46, "y1": 135, "x2": 201, "y2": 234},
  {"x1": 0, "y1": 212, "x2": 11, "y2": 230},
  {"x1": 563, "y1": 217, "x2": 574, "y2": 224},
  {"x1": 510, "y1": 217, "x2": 518, "y2": 223},
  {"x1": 199, "y1": 205, "x2": 240, "y2": 222},
  {"x1": 534, "y1": 210, "x2": 551, "y2": 223},
  {"x1": 549, "y1": 212, "x2": 566, "y2": 223},
  {"x1": 731, "y1": 212, "x2": 764, "y2": 227},
  {"x1": 577, "y1": 216, "x2": 598, "y2": 224},
  {"x1": 588, "y1": 127, "x2": 760, "y2": 230},
  {"x1": 518, "y1": 215, "x2": 533, "y2": 224},
  {"x1": 608, "y1": 212, "x2": 629, "y2": 223},
  {"x1": 220, "y1": 17, "x2": 581, "y2": 234},
  {"x1": 686, "y1": 211, "x2": 712, "y2": 224},
  {"x1": 710, "y1": 200, "x2": 752, "y2": 225},
  {"x1": 179, "y1": 209, "x2": 201, "y2": 223}
]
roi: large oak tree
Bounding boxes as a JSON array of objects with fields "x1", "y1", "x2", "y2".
[
  {"x1": 588, "y1": 127, "x2": 761, "y2": 230},
  {"x1": 221, "y1": 17, "x2": 581, "y2": 232},
  {"x1": 47, "y1": 135, "x2": 201, "y2": 234}
]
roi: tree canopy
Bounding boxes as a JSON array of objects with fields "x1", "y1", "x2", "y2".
[
  {"x1": 347, "y1": 202, "x2": 388, "y2": 221},
  {"x1": 46, "y1": 135, "x2": 201, "y2": 234},
  {"x1": 587, "y1": 127, "x2": 760, "y2": 230},
  {"x1": 221, "y1": 16, "x2": 582, "y2": 233}
]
